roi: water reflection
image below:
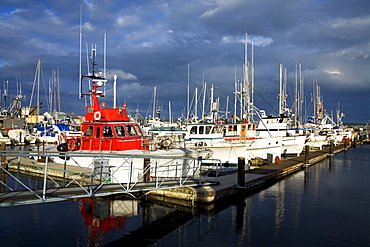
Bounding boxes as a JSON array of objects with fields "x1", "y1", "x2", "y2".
[{"x1": 1, "y1": 145, "x2": 370, "y2": 246}]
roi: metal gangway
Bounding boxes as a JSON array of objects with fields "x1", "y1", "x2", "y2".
[{"x1": 0, "y1": 150, "x2": 221, "y2": 207}]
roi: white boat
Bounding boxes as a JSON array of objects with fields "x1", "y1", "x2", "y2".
[
  {"x1": 0, "y1": 131, "x2": 12, "y2": 145},
  {"x1": 257, "y1": 115, "x2": 306, "y2": 156},
  {"x1": 7, "y1": 128, "x2": 38, "y2": 145},
  {"x1": 185, "y1": 121, "x2": 282, "y2": 166}
]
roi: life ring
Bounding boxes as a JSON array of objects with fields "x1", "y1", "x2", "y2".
[
  {"x1": 67, "y1": 139, "x2": 79, "y2": 151},
  {"x1": 94, "y1": 111, "x2": 101, "y2": 120},
  {"x1": 275, "y1": 156, "x2": 281, "y2": 163}
]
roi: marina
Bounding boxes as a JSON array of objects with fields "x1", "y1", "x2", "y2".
[
  {"x1": 0, "y1": 135, "x2": 361, "y2": 208},
  {"x1": 0, "y1": 137, "x2": 369, "y2": 246},
  {"x1": 1, "y1": 1, "x2": 370, "y2": 246}
]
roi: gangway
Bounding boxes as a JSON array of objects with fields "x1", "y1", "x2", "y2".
[{"x1": 0, "y1": 150, "x2": 221, "y2": 207}]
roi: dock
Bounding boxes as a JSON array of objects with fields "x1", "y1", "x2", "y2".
[
  {"x1": 148, "y1": 142, "x2": 348, "y2": 208},
  {"x1": 0, "y1": 140, "x2": 358, "y2": 208}
]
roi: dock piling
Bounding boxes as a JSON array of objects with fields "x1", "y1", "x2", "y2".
[
  {"x1": 237, "y1": 157, "x2": 245, "y2": 188},
  {"x1": 304, "y1": 145, "x2": 310, "y2": 165},
  {"x1": 329, "y1": 140, "x2": 334, "y2": 155}
]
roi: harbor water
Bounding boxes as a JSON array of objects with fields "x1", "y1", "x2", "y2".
[{"x1": 1, "y1": 144, "x2": 370, "y2": 246}]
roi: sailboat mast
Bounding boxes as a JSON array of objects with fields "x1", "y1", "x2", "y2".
[
  {"x1": 169, "y1": 101, "x2": 172, "y2": 124},
  {"x1": 194, "y1": 86, "x2": 198, "y2": 121},
  {"x1": 202, "y1": 79, "x2": 206, "y2": 120},
  {"x1": 187, "y1": 64, "x2": 190, "y2": 122},
  {"x1": 37, "y1": 59, "x2": 40, "y2": 116}
]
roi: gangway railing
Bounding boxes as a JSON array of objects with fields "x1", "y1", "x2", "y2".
[{"x1": 0, "y1": 150, "x2": 221, "y2": 206}]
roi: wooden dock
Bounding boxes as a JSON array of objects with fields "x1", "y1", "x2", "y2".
[
  {"x1": 0, "y1": 141, "x2": 352, "y2": 207},
  {"x1": 148, "y1": 143, "x2": 347, "y2": 208}
]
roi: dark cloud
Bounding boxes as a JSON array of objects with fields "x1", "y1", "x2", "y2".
[{"x1": 0, "y1": 0, "x2": 369, "y2": 123}]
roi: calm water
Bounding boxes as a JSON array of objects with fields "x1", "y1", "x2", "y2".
[{"x1": 1, "y1": 145, "x2": 370, "y2": 246}]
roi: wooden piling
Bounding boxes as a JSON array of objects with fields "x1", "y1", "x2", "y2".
[
  {"x1": 329, "y1": 140, "x2": 334, "y2": 155},
  {"x1": 304, "y1": 145, "x2": 310, "y2": 165},
  {"x1": 237, "y1": 157, "x2": 245, "y2": 187}
]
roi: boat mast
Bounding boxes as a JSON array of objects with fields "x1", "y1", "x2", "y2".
[
  {"x1": 251, "y1": 38, "x2": 255, "y2": 109},
  {"x1": 152, "y1": 86, "x2": 156, "y2": 119},
  {"x1": 243, "y1": 33, "x2": 251, "y2": 122},
  {"x1": 169, "y1": 101, "x2": 172, "y2": 124},
  {"x1": 202, "y1": 79, "x2": 206, "y2": 120},
  {"x1": 278, "y1": 63, "x2": 284, "y2": 116},
  {"x1": 233, "y1": 65, "x2": 237, "y2": 123},
  {"x1": 113, "y1": 75, "x2": 117, "y2": 108},
  {"x1": 298, "y1": 63, "x2": 304, "y2": 125},
  {"x1": 187, "y1": 64, "x2": 190, "y2": 122},
  {"x1": 194, "y1": 86, "x2": 198, "y2": 121},
  {"x1": 79, "y1": 4, "x2": 83, "y2": 99},
  {"x1": 3, "y1": 80, "x2": 7, "y2": 112}
]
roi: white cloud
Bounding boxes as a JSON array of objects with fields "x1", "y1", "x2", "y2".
[
  {"x1": 221, "y1": 35, "x2": 273, "y2": 47},
  {"x1": 106, "y1": 69, "x2": 137, "y2": 80}
]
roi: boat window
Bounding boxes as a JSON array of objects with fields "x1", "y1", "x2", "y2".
[
  {"x1": 212, "y1": 126, "x2": 223, "y2": 134},
  {"x1": 206, "y1": 126, "x2": 212, "y2": 134},
  {"x1": 127, "y1": 125, "x2": 137, "y2": 136},
  {"x1": 190, "y1": 126, "x2": 197, "y2": 134},
  {"x1": 84, "y1": 126, "x2": 94, "y2": 137},
  {"x1": 134, "y1": 125, "x2": 144, "y2": 136},
  {"x1": 228, "y1": 125, "x2": 237, "y2": 131},
  {"x1": 199, "y1": 126, "x2": 204, "y2": 134},
  {"x1": 96, "y1": 127, "x2": 101, "y2": 138},
  {"x1": 114, "y1": 125, "x2": 126, "y2": 137},
  {"x1": 103, "y1": 126, "x2": 113, "y2": 138}
]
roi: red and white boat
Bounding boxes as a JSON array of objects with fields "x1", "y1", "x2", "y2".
[{"x1": 51, "y1": 48, "x2": 211, "y2": 183}]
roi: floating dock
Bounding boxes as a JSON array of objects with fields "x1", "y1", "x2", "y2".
[
  {"x1": 148, "y1": 142, "x2": 348, "y2": 208},
  {"x1": 0, "y1": 140, "x2": 358, "y2": 208}
]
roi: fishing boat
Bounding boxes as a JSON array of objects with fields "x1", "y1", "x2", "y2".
[
  {"x1": 48, "y1": 47, "x2": 211, "y2": 183},
  {"x1": 185, "y1": 120, "x2": 282, "y2": 166},
  {"x1": 256, "y1": 115, "x2": 307, "y2": 156}
]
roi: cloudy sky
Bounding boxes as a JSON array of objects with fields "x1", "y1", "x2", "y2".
[{"x1": 1, "y1": 0, "x2": 370, "y2": 123}]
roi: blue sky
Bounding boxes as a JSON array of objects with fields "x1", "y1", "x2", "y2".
[{"x1": 1, "y1": 0, "x2": 370, "y2": 123}]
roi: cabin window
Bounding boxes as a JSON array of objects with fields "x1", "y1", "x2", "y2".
[
  {"x1": 199, "y1": 126, "x2": 204, "y2": 134},
  {"x1": 241, "y1": 125, "x2": 246, "y2": 131},
  {"x1": 212, "y1": 126, "x2": 222, "y2": 134},
  {"x1": 114, "y1": 125, "x2": 126, "y2": 137},
  {"x1": 84, "y1": 126, "x2": 94, "y2": 137},
  {"x1": 103, "y1": 126, "x2": 113, "y2": 138},
  {"x1": 134, "y1": 125, "x2": 144, "y2": 136},
  {"x1": 206, "y1": 126, "x2": 212, "y2": 134},
  {"x1": 96, "y1": 127, "x2": 101, "y2": 138},
  {"x1": 127, "y1": 125, "x2": 137, "y2": 136},
  {"x1": 190, "y1": 126, "x2": 197, "y2": 134}
]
